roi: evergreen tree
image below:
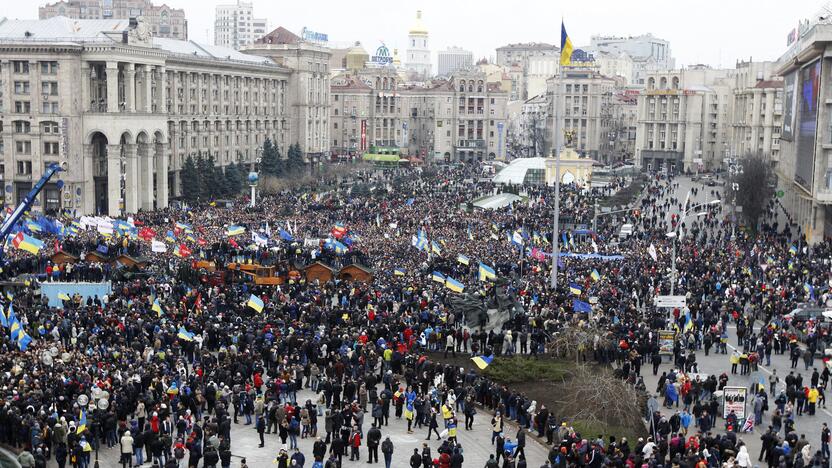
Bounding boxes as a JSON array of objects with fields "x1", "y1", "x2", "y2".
[
  {"x1": 260, "y1": 138, "x2": 280, "y2": 176},
  {"x1": 224, "y1": 162, "x2": 243, "y2": 196},
  {"x1": 195, "y1": 153, "x2": 212, "y2": 200},
  {"x1": 287, "y1": 143, "x2": 305, "y2": 175},
  {"x1": 180, "y1": 154, "x2": 199, "y2": 203}
]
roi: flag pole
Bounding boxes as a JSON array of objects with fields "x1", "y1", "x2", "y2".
[{"x1": 550, "y1": 39, "x2": 564, "y2": 290}]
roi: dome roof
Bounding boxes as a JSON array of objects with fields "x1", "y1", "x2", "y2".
[
  {"x1": 346, "y1": 41, "x2": 369, "y2": 57},
  {"x1": 409, "y1": 10, "x2": 428, "y2": 35}
]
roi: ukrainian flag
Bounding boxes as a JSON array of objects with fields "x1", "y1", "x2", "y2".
[
  {"x1": 11, "y1": 232, "x2": 44, "y2": 254},
  {"x1": 394, "y1": 268, "x2": 406, "y2": 276},
  {"x1": 152, "y1": 299, "x2": 164, "y2": 317},
  {"x1": 0, "y1": 305, "x2": 6, "y2": 329},
  {"x1": 9, "y1": 319, "x2": 21, "y2": 341},
  {"x1": 226, "y1": 225, "x2": 245, "y2": 237},
  {"x1": 431, "y1": 271, "x2": 446, "y2": 283},
  {"x1": 457, "y1": 254, "x2": 470, "y2": 266},
  {"x1": 177, "y1": 326, "x2": 195, "y2": 342},
  {"x1": 247, "y1": 294, "x2": 265, "y2": 313},
  {"x1": 431, "y1": 241, "x2": 442, "y2": 255},
  {"x1": 569, "y1": 283, "x2": 582, "y2": 296},
  {"x1": 57, "y1": 292, "x2": 71, "y2": 301},
  {"x1": 445, "y1": 277, "x2": 465, "y2": 293},
  {"x1": 478, "y1": 262, "x2": 496, "y2": 282},
  {"x1": 17, "y1": 332, "x2": 32, "y2": 351},
  {"x1": 471, "y1": 354, "x2": 494, "y2": 370},
  {"x1": 165, "y1": 230, "x2": 176, "y2": 243},
  {"x1": 560, "y1": 21, "x2": 574, "y2": 66},
  {"x1": 78, "y1": 409, "x2": 87, "y2": 433},
  {"x1": 683, "y1": 310, "x2": 694, "y2": 333},
  {"x1": 789, "y1": 244, "x2": 798, "y2": 255},
  {"x1": 590, "y1": 269, "x2": 601, "y2": 282}
]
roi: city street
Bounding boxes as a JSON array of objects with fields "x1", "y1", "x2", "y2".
[{"x1": 83, "y1": 385, "x2": 551, "y2": 468}]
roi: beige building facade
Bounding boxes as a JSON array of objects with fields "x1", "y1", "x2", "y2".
[
  {"x1": 39, "y1": 0, "x2": 187, "y2": 40},
  {"x1": 0, "y1": 17, "x2": 290, "y2": 216}
]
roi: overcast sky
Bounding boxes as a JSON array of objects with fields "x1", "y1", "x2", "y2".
[{"x1": 8, "y1": 0, "x2": 826, "y2": 68}]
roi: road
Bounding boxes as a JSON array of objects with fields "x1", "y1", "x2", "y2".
[
  {"x1": 640, "y1": 174, "x2": 827, "y2": 457},
  {"x1": 72, "y1": 384, "x2": 552, "y2": 468}
]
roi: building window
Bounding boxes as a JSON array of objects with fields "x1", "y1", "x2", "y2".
[
  {"x1": 14, "y1": 81, "x2": 30, "y2": 94},
  {"x1": 42, "y1": 81, "x2": 59, "y2": 95},
  {"x1": 15, "y1": 141, "x2": 32, "y2": 155},
  {"x1": 13, "y1": 121, "x2": 30, "y2": 133},
  {"x1": 16, "y1": 160, "x2": 32, "y2": 175},
  {"x1": 41, "y1": 102, "x2": 59, "y2": 114},
  {"x1": 40, "y1": 61, "x2": 58, "y2": 74},
  {"x1": 42, "y1": 122, "x2": 59, "y2": 134},
  {"x1": 44, "y1": 142, "x2": 59, "y2": 155},
  {"x1": 14, "y1": 101, "x2": 31, "y2": 113},
  {"x1": 12, "y1": 61, "x2": 29, "y2": 74}
]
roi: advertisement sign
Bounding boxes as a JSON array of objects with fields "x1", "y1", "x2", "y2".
[
  {"x1": 360, "y1": 120, "x2": 367, "y2": 151},
  {"x1": 658, "y1": 330, "x2": 675, "y2": 355},
  {"x1": 497, "y1": 122, "x2": 504, "y2": 159},
  {"x1": 795, "y1": 60, "x2": 821, "y2": 191},
  {"x1": 371, "y1": 44, "x2": 393, "y2": 65},
  {"x1": 782, "y1": 72, "x2": 797, "y2": 141},
  {"x1": 300, "y1": 27, "x2": 328, "y2": 44},
  {"x1": 722, "y1": 386, "x2": 747, "y2": 419}
]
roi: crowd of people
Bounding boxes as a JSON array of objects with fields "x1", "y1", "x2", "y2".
[{"x1": 0, "y1": 163, "x2": 828, "y2": 468}]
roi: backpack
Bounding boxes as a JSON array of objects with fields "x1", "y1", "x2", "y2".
[{"x1": 174, "y1": 446, "x2": 185, "y2": 459}]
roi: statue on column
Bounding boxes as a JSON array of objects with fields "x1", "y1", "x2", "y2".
[{"x1": 564, "y1": 129, "x2": 576, "y2": 148}]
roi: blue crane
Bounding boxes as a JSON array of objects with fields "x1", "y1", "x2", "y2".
[{"x1": 0, "y1": 162, "x2": 66, "y2": 252}]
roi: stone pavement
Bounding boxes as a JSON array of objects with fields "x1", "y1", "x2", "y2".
[{"x1": 71, "y1": 386, "x2": 552, "y2": 468}]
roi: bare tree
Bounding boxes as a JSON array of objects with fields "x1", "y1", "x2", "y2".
[
  {"x1": 555, "y1": 364, "x2": 644, "y2": 430},
  {"x1": 546, "y1": 324, "x2": 613, "y2": 364}
]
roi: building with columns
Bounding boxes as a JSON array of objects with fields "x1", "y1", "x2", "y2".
[
  {"x1": 730, "y1": 60, "x2": 783, "y2": 163},
  {"x1": 0, "y1": 16, "x2": 290, "y2": 215},
  {"x1": 245, "y1": 27, "x2": 331, "y2": 163},
  {"x1": 39, "y1": 0, "x2": 188, "y2": 40},
  {"x1": 329, "y1": 68, "x2": 508, "y2": 163}
]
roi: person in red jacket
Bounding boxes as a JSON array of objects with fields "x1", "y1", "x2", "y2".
[
  {"x1": 349, "y1": 426, "x2": 361, "y2": 461},
  {"x1": 438, "y1": 451, "x2": 451, "y2": 468}
]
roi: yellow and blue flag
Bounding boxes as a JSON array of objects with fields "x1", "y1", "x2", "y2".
[
  {"x1": 247, "y1": 294, "x2": 265, "y2": 313},
  {"x1": 445, "y1": 277, "x2": 465, "y2": 293},
  {"x1": 177, "y1": 326, "x2": 195, "y2": 342},
  {"x1": 78, "y1": 409, "x2": 87, "y2": 433},
  {"x1": 457, "y1": 254, "x2": 470, "y2": 266},
  {"x1": 17, "y1": 332, "x2": 32, "y2": 351},
  {"x1": 431, "y1": 271, "x2": 446, "y2": 283},
  {"x1": 683, "y1": 310, "x2": 694, "y2": 333},
  {"x1": 0, "y1": 305, "x2": 6, "y2": 329},
  {"x1": 431, "y1": 241, "x2": 442, "y2": 255},
  {"x1": 11, "y1": 232, "x2": 44, "y2": 254},
  {"x1": 394, "y1": 268, "x2": 406, "y2": 276},
  {"x1": 471, "y1": 354, "x2": 494, "y2": 370},
  {"x1": 789, "y1": 244, "x2": 798, "y2": 255},
  {"x1": 226, "y1": 225, "x2": 245, "y2": 237},
  {"x1": 152, "y1": 298, "x2": 164, "y2": 317},
  {"x1": 58, "y1": 292, "x2": 71, "y2": 301},
  {"x1": 478, "y1": 262, "x2": 496, "y2": 282},
  {"x1": 560, "y1": 21, "x2": 574, "y2": 66},
  {"x1": 590, "y1": 269, "x2": 601, "y2": 282},
  {"x1": 569, "y1": 283, "x2": 582, "y2": 296},
  {"x1": 9, "y1": 319, "x2": 21, "y2": 341}
]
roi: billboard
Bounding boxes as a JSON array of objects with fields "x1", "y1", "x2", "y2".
[
  {"x1": 722, "y1": 386, "x2": 747, "y2": 420},
  {"x1": 360, "y1": 120, "x2": 367, "y2": 151},
  {"x1": 795, "y1": 60, "x2": 821, "y2": 191},
  {"x1": 781, "y1": 72, "x2": 797, "y2": 141}
]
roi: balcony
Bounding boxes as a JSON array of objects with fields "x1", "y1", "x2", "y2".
[{"x1": 817, "y1": 188, "x2": 832, "y2": 204}]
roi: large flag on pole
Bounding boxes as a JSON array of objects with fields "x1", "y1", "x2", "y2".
[{"x1": 560, "y1": 21, "x2": 574, "y2": 66}]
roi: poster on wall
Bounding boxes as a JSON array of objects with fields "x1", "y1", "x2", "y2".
[
  {"x1": 781, "y1": 72, "x2": 797, "y2": 141},
  {"x1": 795, "y1": 60, "x2": 822, "y2": 191}
]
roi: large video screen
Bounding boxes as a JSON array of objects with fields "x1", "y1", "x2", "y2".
[
  {"x1": 781, "y1": 72, "x2": 797, "y2": 141},
  {"x1": 795, "y1": 60, "x2": 821, "y2": 191}
]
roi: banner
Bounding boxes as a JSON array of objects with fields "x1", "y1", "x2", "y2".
[
  {"x1": 722, "y1": 386, "x2": 747, "y2": 420},
  {"x1": 658, "y1": 330, "x2": 675, "y2": 356},
  {"x1": 151, "y1": 240, "x2": 166, "y2": 253}
]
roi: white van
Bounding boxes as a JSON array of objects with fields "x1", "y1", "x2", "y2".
[{"x1": 618, "y1": 223, "x2": 634, "y2": 240}]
